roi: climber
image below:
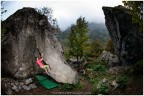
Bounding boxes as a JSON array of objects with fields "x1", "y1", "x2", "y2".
[{"x1": 36, "y1": 53, "x2": 51, "y2": 75}]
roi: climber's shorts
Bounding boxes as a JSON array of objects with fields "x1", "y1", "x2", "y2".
[{"x1": 42, "y1": 65, "x2": 49, "y2": 70}]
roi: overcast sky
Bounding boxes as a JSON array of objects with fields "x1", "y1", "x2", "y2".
[{"x1": 2, "y1": 0, "x2": 123, "y2": 30}]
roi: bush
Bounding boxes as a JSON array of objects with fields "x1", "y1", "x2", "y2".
[
  {"x1": 116, "y1": 76, "x2": 127, "y2": 89},
  {"x1": 59, "y1": 83, "x2": 74, "y2": 91},
  {"x1": 90, "y1": 78, "x2": 99, "y2": 84},
  {"x1": 73, "y1": 82, "x2": 84, "y2": 90},
  {"x1": 93, "y1": 64, "x2": 107, "y2": 74},
  {"x1": 92, "y1": 81, "x2": 110, "y2": 94}
]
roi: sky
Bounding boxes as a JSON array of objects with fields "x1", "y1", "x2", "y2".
[{"x1": 1, "y1": 0, "x2": 123, "y2": 31}]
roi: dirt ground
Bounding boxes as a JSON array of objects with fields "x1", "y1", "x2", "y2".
[
  {"x1": 11, "y1": 74, "x2": 143, "y2": 95},
  {"x1": 13, "y1": 76, "x2": 92, "y2": 95},
  {"x1": 110, "y1": 76, "x2": 143, "y2": 95}
]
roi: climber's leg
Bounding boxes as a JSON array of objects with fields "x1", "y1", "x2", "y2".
[
  {"x1": 42, "y1": 65, "x2": 49, "y2": 75},
  {"x1": 45, "y1": 65, "x2": 50, "y2": 73}
]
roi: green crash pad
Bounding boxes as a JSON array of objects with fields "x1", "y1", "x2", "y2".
[{"x1": 35, "y1": 74, "x2": 59, "y2": 89}]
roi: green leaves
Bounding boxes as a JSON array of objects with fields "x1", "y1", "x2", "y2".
[
  {"x1": 123, "y1": 1, "x2": 143, "y2": 32},
  {"x1": 92, "y1": 81, "x2": 110, "y2": 94},
  {"x1": 35, "y1": 7, "x2": 59, "y2": 32},
  {"x1": 116, "y1": 76, "x2": 128, "y2": 89},
  {"x1": 68, "y1": 17, "x2": 88, "y2": 62}
]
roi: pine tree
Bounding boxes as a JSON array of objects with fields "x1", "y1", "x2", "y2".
[{"x1": 68, "y1": 17, "x2": 88, "y2": 63}]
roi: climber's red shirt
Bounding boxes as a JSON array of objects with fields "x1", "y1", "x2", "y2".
[{"x1": 36, "y1": 58, "x2": 44, "y2": 68}]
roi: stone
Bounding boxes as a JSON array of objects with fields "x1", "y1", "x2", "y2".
[
  {"x1": 111, "y1": 80, "x2": 118, "y2": 89},
  {"x1": 15, "y1": 82, "x2": 19, "y2": 86},
  {"x1": 22, "y1": 85, "x2": 30, "y2": 90},
  {"x1": 98, "y1": 51, "x2": 119, "y2": 67},
  {"x1": 29, "y1": 83, "x2": 37, "y2": 89},
  {"x1": 18, "y1": 86, "x2": 22, "y2": 90},
  {"x1": 10, "y1": 83, "x2": 14, "y2": 86},
  {"x1": 12, "y1": 85, "x2": 18, "y2": 91},
  {"x1": 5, "y1": 89, "x2": 13, "y2": 95},
  {"x1": 4, "y1": 84, "x2": 7, "y2": 88},
  {"x1": 109, "y1": 66, "x2": 128, "y2": 75},
  {"x1": 19, "y1": 82, "x2": 24, "y2": 86},
  {"x1": 102, "y1": 78, "x2": 107, "y2": 83},
  {"x1": 15, "y1": 89, "x2": 19, "y2": 92},
  {"x1": 25, "y1": 78, "x2": 33, "y2": 85},
  {"x1": 2, "y1": 7, "x2": 78, "y2": 84},
  {"x1": 102, "y1": 6, "x2": 143, "y2": 65}
]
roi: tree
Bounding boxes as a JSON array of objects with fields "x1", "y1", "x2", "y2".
[
  {"x1": 91, "y1": 39, "x2": 103, "y2": 57},
  {"x1": 68, "y1": 17, "x2": 88, "y2": 63},
  {"x1": 1, "y1": 1, "x2": 7, "y2": 15},
  {"x1": 122, "y1": 1, "x2": 143, "y2": 32},
  {"x1": 35, "y1": 7, "x2": 60, "y2": 33}
]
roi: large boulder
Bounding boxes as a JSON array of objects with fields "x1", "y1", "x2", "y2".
[
  {"x1": 102, "y1": 5, "x2": 143, "y2": 65},
  {"x1": 2, "y1": 7, "x2": 78, "y2": 84},
  {"x1": 98, "y1": 51, "x2": 119, "y2": 68}
]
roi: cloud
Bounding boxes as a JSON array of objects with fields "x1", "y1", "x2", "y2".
[{"x1": 2, "y1": 0, "x2": 123, "y2": 30}]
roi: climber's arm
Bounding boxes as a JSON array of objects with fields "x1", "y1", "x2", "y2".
[
  {"x1": 40, "y1": 53, "x2": 44, "y2": 60},
  {"x1": 37, "y1": 47, "x2": 41, "y2": 56}
]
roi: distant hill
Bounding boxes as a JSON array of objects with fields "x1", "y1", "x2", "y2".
[
  {"x1": 56, "y1": 22, "x2": 110, "y2": 49},
  {"x1": 87, "y1": 22, "x2": 110, "y2": 44}
]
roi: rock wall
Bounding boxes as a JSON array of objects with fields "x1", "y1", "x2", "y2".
[
  {"x1": 102, "y1": 5, "x2": 143, "y2": 65},
  {"x1": 2, "y1": 7, "x2": 78, "y2": 84}
]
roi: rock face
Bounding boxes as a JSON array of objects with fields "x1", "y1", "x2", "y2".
[
  {"x1": 102, "y1": 5, "x2": 143, "y2": 65},
  {"x1": 2, "y1": 7, "x2": 78, "y2": 84}
]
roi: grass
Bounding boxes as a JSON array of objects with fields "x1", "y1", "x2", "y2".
[
  {"x1": 92, "y1": 81, "x2": 110, "y2": 94},
  {"x1": 59, "y1": 82, "x2": 84, "y2": 91},
  {"x1": 58, "y1": 59, "x2": 142, "y2": 95}
]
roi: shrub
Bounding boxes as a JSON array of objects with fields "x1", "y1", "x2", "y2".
[
  {"x1": 92, "y1": 81, "x2": 110, "y2": 94},
  {"x1": 116, "y1": 76, "x2": 127, "y2": 89},
  {"x1": 90, "y1": 78, "x2": 99, "y2": 84},
  {"x1": 74, "y1": 82, "x2": 84, "y2": 90},
  {"x1": 93, "y1": 64, "x2": 107, "y2": 74},
  {"x1": 59, "y1": 83, "x2": 74, "y2": 91}
]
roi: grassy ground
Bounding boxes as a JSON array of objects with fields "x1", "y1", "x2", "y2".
[
  {"x1": 12, "y1": 61, "x2": 143, "y2": 95},
  {"x1": 12, "y1": 75, "x2": 143, "y2": 95}
]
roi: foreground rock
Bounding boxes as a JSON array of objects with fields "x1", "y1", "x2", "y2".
[
  {"x1": 102, "y1": 5, "x2": 143, "y2": 65},
  {"x1": 2, "y1": 7, "x2": 78, "y2": 84},
  {"x1": 1, "y1": 77, "x2": 37, "y2": 95}
]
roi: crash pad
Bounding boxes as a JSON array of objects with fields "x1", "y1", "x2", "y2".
[{"x1": 35, "y1": 74, "x2": 59, "y2": 89}]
